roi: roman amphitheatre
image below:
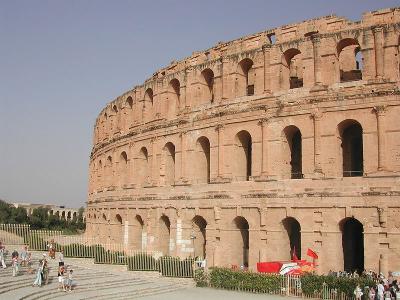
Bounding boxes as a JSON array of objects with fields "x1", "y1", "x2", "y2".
[{"x1": 86, "y1": 7, "x2": 400, "y2": 275}]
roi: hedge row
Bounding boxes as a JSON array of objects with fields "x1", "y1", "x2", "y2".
[
  {"x1": 195, "y1": 268, "x2": 375, "y2": 297},
  {"x1": 200, "y1": 268, "x2": 283, "y2": 293},
  {"x1": 300, "y1": 274, "x2": 375, "y2": 297}
]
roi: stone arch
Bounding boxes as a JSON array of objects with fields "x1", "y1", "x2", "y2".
[
  {"x1": 282, "y1": 217, "x2": 301, "y2": 260},
  {"x1": 131, "y1": 214, "x2": 144, "y2": 250},
  {"x1": 199, "y1": 68, "x2": 214, "y2": 104},
  {"x1": 61, "y1": 211, "x2": 66, "y2": 220},
  {"x1": 283, "y1": 125, "x2": 302, "y2": 179},
  {"x1": 144, "y1": 88, "x2": 153, "y2": 106},
  {"x1": 137, "y1": 147, "x2": 149, "y2": 186},
  {"x1": 124, "y1": 96, "x2": 134, "y2": 129},
  {"x1": 167, "y1": 79, "x2": 180, "y2": 118},
  {"x1": 67, "y1": 211, "x2": 71, "y2": 221},
  {"x1": 233, "y1": 130, "x2": 252, "y2": 181},
  {"x1": 191, "y1": 215, "x2": 207, "y2": 258},
  {"x1": 282, "y1": 48, "x2": 303, "y2": 89},
  {"x1": 126, "y1": 96, "x2": 133, "y2": 109},
  {"x1": 106, "y1": 155, "x2": 113, "y2": 183},
  {"x1": 163, "y1": 142, "x2": 176, "y2": 185},
  {"x1": 195, "y1": 136, "x2": 211, "y2": 184},
  {"x1": 337, "y1": 38, "x2": 362, "y2": 82},
  {"x1": 338, "y1": 119, "x2": 363, "y2": 177},
  {"x1": 159, "y1": 215, "x2": 171, "y2": 255},
  {"x1": 73, "y1": 212, "x2": 77, "y2": 220},
  {"x1": 113, "y1": 213, "x2": 123, "y2": 244},
  {"x1": 340, "y1": 217, "x2": 364, "y2": 273},
  {"x1": 237, "y1": 58, "x2": 254, "y2": 97},
  {"x1": 231, "y1": 216, "x2": 249, "y2": 268},
  {"x1": 119, "y1": 151, "x2": 128, "y2": 186}
]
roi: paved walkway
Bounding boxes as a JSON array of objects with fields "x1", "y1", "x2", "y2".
[
  {"x1": 0, "y1": 251, "x2": 192, "y2": 299},
  {"x1": 0, "y1": 251, "x2": 287, "y2": 299}
]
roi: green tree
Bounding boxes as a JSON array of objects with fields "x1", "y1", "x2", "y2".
[
  {"x1": 0, "y1": 200, "x2": 12, "y2": 223},
  {"x1": 10, "y1": 207, "x2": 28, "y2": 224},
  {"x1": 29, "y1": 207, "x2": 50, "y2": 229}
]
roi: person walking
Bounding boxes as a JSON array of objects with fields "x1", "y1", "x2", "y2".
[
  {"x1": 66, "y1": 269, "x2": 73, "y2": 292},
  {"x1": 58, "y1": 249, "x2": 64, "y2": 267},
  {"x1": 378, "y1": 281, "x2": 385, "y2": 300},
  {"x1": 57, "y1": 266, "x2": 66, "y2": 291},
  {"x1": 0, "y1": 241, "x2": 6, "y2": 269},
  {"x1": 20, "y1": 246, "x2": 28, "y2": 267},
  {"x1": 12, "y1": 254, "x2": 19, "y2": 277},
  {"x1": 32, "y1": 261, "x2": 43, "y2": 286},
  {"x1": 354, "y1": 284, "x2": 363, "y2": 300}
]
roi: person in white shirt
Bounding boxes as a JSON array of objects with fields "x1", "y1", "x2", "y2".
[{"x1": 0, "y1": 242, "x2": 6, "y2": 269}]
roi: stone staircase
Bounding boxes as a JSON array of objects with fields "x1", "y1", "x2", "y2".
[{"x1": 0, "y1": 252, "x2": 193, "y2": 300}]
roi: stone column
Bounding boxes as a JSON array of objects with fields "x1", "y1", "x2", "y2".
[
  {"x1": 179, "y1": 131, "x2": 188, "y2": 183},
  {"x1": 311, "y1": 111, "x2": 323, "y2": 175},
  {"x1": 150, "y1": 137, "x2": 157, "y2": 186},
  {"x1": 259, "y1": 118, "x2": 269, "y2": 177},
  {"x1": 373, "y1": 27, "x2": 384, "y2": 79},
  {"x1": 373, "y1": 105, "x2": 387, "y2": 171},
  {"x1": 216, "y1": 124, "x2": 224, "y2": 179},
  {"x1": 263, "y1": 46, "x2": 271, "y2": 93},
  {"x1": 312, "y1": 36, "x2": 325, "y2": 87}
]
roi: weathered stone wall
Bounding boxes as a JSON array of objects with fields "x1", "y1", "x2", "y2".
[{"x1": 86, "y1": 7, "x2": 400, "y2": 274}]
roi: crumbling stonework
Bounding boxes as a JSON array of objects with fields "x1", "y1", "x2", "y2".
[{"x1": 86, "y1": 7, "x2": 400, "y2": 274}]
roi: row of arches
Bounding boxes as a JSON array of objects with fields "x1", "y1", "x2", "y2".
[
  {"x1": 92, "y1": 119, "x2": 364, "y2": 189},
  {"x1": 95, "y1": 34, "x2": 388, "y2": 143},
  {"x1": 88, "y1": 212, "x2": 364, "y2": 272}
]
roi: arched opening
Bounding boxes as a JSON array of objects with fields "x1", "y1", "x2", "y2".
[
  {"x1": 125, "y1": 96, "x2": 133, "y2": 129},
  {"x1": 159, "y1": 215, "x2": 170, "y2": 255},
  {"x1": 106, "y1": 156, "x2": 113, "y2": 183},
  {"x1": 338, "y1": 120, "x2": 363, "y2": 177},
  {"x1": 131, "y1": 215, "x2": 144, "y2": 250},
  {"x1": 144, "y1": 88, "x2": 153, "y2": 106},
  {"x1": 337, "y1": 38, "x2": 363, "y2": 82},
  {"x1": 119, "y1": 151, "x2": 128, "y2": 186},
  {"x1": 61, "y1": 211, "x2": 66, "y2": 220},
  {"x1": 114, "y1": 214, "x2": 123, "y2": 244},
  {"x1": 163, "y1": 142, "x2": 176, "y2": 185},
  {"x1": 67, "y1": 211, "x2": 71, "y2": 221},
  {"x1": 340, "y1": 218, "x2": 364, "y2": 273},
  {"x1": 137, "y1": 147, "x2": 149, "y2": 185},
  {"x1": 282, "y1": 48, "x2": 303, "y2": 89},
  {"x1": 168, "y1": 79, "x2": 180, "y2": 117},
  {"x1": 200, "y1": 68, "x2": 214, "y2": 103},
  {"x1": 234, "y1": 130, "x2": 252, "y2": 181},
  {"x1": 126, "y1": 96, "x2": 133, "y2": 109},
  {"x1": 73, "y1": 212, "x2": 77, "y2": 220},
  {"x1": 238, "y1": 58, "x2": 255, "y2": 96},
  {"x1": 195, "y1": 137, "x2": 211, "y2": 183},
  {"x1": 283, "y1": 126, "x2": 302, "y2": 179},
  {"x1": 113, "y1": 105, "x2": 118, "y2": 113},
  {"x1": 282, "y1": 217, "x2": 301, "y2": 260},
  {"x1": 232, "y1": 216, "x2": 249, "y2": 268},
  {"x1": 192, "y1": 216, "x2": 207, "y2": 258}
]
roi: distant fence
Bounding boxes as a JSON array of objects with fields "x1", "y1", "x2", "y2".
[{"x1": 0, "y1": 223, "x2": 195, "y2": 278}]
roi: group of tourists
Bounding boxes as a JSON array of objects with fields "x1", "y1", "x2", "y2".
[{"x1": 0, "y1": 241, "x2": 75, "y2": 292}]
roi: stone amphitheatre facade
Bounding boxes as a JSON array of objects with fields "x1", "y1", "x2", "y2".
[{"x1": 86, "y1": 7, "x2": 400, "y2": 274}]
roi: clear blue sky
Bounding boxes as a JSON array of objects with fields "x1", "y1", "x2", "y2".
[{"x1": 0, "y1": 0, "x2": 398, "y2": 208}]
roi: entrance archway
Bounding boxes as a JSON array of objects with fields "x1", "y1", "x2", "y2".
[
  {"x1": 338, "y1": 120, "x2": 363, "y2": 177},
  {"x1": 282, "y1": 217, "x2": 301, "y2": 260},
  {"x1": 232, "y1": 216, "x2": 249, "y2": 268},
  {"x1": 192, "y1": 216, "x2": 207, "y2": 258},
  {"x1": 341, "y1": 218, "x2": 364, "y2": 273},
  {"x1": 159, "y1": 215, "x2": 171, "y2": 256}
]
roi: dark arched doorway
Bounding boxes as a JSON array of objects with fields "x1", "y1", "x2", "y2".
[
  {"x1": 341, "y1": 218, "x2": 364, "y2": 273},
  {"x1": 233, "y1": 216, "x2": 249, "y2": 268},
  {"x1": 282, "y1": 217, "x2": 301, "y2": 260},
  {"x1": 339, "y1": 120, "x2": 363, "y2": 177},
  {"x1": 192, "y1": 216, "x2": 207, "y2": 258}
]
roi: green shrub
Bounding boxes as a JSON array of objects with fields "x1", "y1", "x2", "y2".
[
  {"x1": 127, "y1": 253, "x2": 158, "y2": 271},
  {"x1": 194, "y1": 268, "x2": 209, "y2": 287},
  {"x1": 300, "y1": 274, "x2": 375, "y2": 297},
  {"x1": 209, "y1": 268, "x2": 282, "y2": 293}
]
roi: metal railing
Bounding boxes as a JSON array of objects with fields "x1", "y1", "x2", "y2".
[{"x1": 0, "y1": 224, "x2": 195, "y2": 278}]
